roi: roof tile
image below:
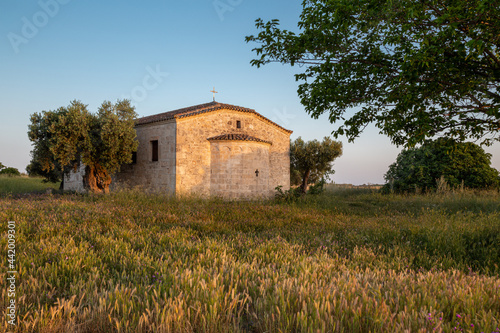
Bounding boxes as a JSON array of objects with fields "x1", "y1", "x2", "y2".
[{"x1": 207, "y1": 133, "x2": 272, "y2": 145}]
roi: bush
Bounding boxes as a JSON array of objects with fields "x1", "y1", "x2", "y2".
[
  {"x1": 383, "y1": 138, "x2": 500, "y2": 194},
  {"x1": 276, "y1": 179, "x2": 327, "y2": 202},
  {"x1": 307, "y1": 178, "x2": 326, "y2": 195},
  {"x1": 0, "y1": 167, "x2": 21, "y2": 176},
  {"x1": 275, "y1": 185, "x2": 302, "y2": 202}
]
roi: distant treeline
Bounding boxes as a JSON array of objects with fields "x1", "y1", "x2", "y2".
[{"x1": 326, "y1": 183, "x2": 383, "y2": 190}]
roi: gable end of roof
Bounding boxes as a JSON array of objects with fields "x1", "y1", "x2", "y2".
[{"x1": 135, "y1": 101, "x2": 293, "y2": 134}]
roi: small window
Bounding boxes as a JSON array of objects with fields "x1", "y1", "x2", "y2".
[
  {"x1": 131, "y1": 152, "x2": 137, "y2": 164},
  {"x1": 236, "y1": 120, "x2": 241, "y2": 129},
  {"x1": 151, "y1": 140, "x2": 158, "y2": 162}
]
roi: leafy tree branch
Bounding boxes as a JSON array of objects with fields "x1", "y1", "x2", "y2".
[{"x1": 246, "y1": 0, "x2": 500, "y2": 147}]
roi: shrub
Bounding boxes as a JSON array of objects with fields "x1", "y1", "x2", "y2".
[
  {"x1": 383, "y1": 138, "x2": 500, "y2": 193},
  {"x1": 0, "y1": 167, "x2": 21, "y2": 176},
  {"x1": 275, "y1": 185, "x2": 302, "y2": 202},
  {"x1": 307, "y1": 178, "x2": 327, "y2": 195}
]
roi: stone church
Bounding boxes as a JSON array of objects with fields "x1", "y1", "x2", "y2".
[{"x1": 64, "y1": 101, "x2": 292, "y2": 199}]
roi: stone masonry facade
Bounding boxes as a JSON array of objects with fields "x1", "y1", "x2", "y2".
[
  {"x1": 65, "y1": 102, "x2": 292, "y2": 199},
  {"x1": 174, "y1": 107, "x2": 290, "y2": 198},
  {"x1": 113, "y1": 120, "x2": 177, "y2": 195}
]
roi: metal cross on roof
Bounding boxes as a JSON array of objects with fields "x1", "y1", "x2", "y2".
[{"x1": 210, "y1": 87, "x2": 218, "y2": 101}]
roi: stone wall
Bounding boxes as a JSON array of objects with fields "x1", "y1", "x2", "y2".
[
  {"x1": 175, "y1": 108, "x2": 291, "y2": 198},
  {"x1": 113, "y1": 120, "x2": 176, "y2": 194},
  {"x1": 63, "y1": 164, "x2": 86, "y2": 192},
  {"x1": 210, "y1": 140, "x2": 271, "y2": 199}
]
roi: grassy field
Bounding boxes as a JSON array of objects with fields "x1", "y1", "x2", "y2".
[
  {"x1": 0, "y1": 185, "x2": 499, "y2": 332},
  {"x1": 0, "y1": 175, "x2": 60, "y2": 195}
]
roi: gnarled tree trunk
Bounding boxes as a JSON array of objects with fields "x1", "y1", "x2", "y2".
[
  {"x1": 84, "y1": 164, "x2": 112, "y2": 194},
  {"x1": 300, "y1": 169, "x2": 310, "y2": 194},
  {"x1": 59, "y1": 176, "x2": 64, "y2": 190}
]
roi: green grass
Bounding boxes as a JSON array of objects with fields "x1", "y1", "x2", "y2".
[
  {"x1": 0, "y1": 188, "x2": 499, "y2": 332},
  {"x1": 0, "y1": 175, "x2": 60, "y2": 195}
]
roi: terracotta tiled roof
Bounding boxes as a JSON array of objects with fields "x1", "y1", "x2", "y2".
[
  {"x1": 207, "y1": 133, "x2": 272, "y2": 145},
  {"x1": 135, "y1": 101, "x2": 293, "y2": 133}
]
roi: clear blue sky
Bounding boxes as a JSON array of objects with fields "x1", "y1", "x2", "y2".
[{"x1": 1, "y1": 0, "x2": 498, "y2": 185}]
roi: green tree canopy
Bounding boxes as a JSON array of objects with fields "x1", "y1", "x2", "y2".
[
  {"x1": 26, "y1": 110, "x2": 64, "y2": 185},
  {"x1": 0, "y1": 167, "x2": 21, "y2": 176},
  {"x1": 246, "y1": 0, "x2": 500, "y2": 147},
  {"x1": 0, "y1": 162, "x2": 21, "y2": 176},
  {"x1": 291, "y1": 136, "x2": 343, "y2": 193},
  {"x1": 26, "y1": 152, "x2": 63, "y2": 184},
  {"x1": 28, "y1": 100, "x2": 138, "y2": 193},
  {"x1": 383, "y1": 138, "x2": 500, "y2": 193}
]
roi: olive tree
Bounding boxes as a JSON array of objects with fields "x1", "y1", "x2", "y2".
[
  {"x1": 28, "y1": 100, "x2": 138, "y2": 193},
  {"x1": 291, "y1": 137, "x2": 343, "y2": 193}
]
